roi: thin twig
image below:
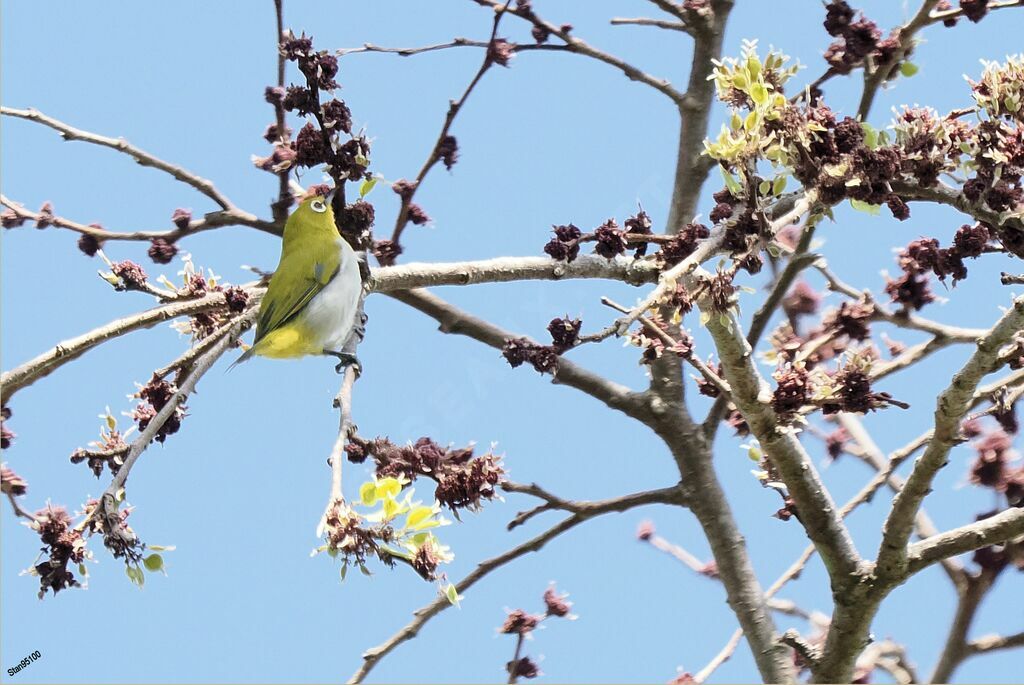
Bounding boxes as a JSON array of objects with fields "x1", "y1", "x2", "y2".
[
  {"x1": 2, "y1": 107, "x2": 235, "y2": 210},
  {"x1": 348, "y1": 485, "x2": 680, "y2": 683}
]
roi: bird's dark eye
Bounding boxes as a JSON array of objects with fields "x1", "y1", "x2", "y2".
[{"x1": 311, "y1": 200, "x2": 327, "y2": 213}]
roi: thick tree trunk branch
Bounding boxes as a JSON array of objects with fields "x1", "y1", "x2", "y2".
[
  {"x1": 704, "y1": 310, "x2": 863, "y2": 585},
  {"x1": 907, "y1": 509, "x2": 1024, "y2": 575},
  {"x1": 388, "y1": 289, "x2": 652, "y2": 420},
  {"x1": 877, "y1": 295, "x2": 1024, "y2": 579}
]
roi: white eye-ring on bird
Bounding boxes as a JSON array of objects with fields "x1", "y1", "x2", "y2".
[{"x1": 311, "y1": 199, "x2": 327, "y2": 213}]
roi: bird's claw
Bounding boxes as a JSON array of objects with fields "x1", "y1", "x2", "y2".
[{"x1": 328, "y1": 351, "x2": 361, "y2": 377}]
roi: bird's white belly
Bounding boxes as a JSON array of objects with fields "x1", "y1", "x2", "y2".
[{"x1": 299, "y1": 242, "x2": 361, "y2": 352}]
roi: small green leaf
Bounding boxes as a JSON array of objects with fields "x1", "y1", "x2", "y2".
[
  {"x1": 340, "y1": 563, "x2": 348, "y2": 582},
  {"x1": 861, "y1": 122, "x2": 878, "y2": 150},
  {"x1": 405, "y1": 505, "x2": 435, "y2": 530},
  {"x1": 721, "y1": 168, "x2": 743, "y2": 196},
  {"x1": 359, "y1": 177, "x2": 378, "y2": 198},
  {"x1": 359, "y1": 481, "x2": 378, "y2": 506},
  {"x1": 126, "y1": 565, "x2": 145, "y2": 587},
  {"x1": 445, "y1": 583, "x2": 462, "y2": 607},
  {"x1": 750, "y1": 82, "x2": 769, "y2": 106},
  {"x1": 758, "y1": 180, "x2": 771, "y2": 196},
  {"x1": 359, "y1": 564, "x2": 372, "y2": 576},
  {"x1": 773, "y1": 175, "x2": 787, "y2": 195},
  {"x1": 78, "y1": 563, "x2": 89, "y2": 577},
  {"x1": 148, "y1": 544, "x2": 176, "y2": 552},
  {"x1": 143, "y1": 554, "x2": 164, "y2": 573},
  {"x1": 849, "y1": 199, "x2": 881, "y2": 215},
  {"x1": 900, "y1": 61, "x2": 919, "y2": 78}
]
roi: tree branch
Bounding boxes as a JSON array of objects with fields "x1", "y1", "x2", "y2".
[
  {"x1": 1, "y1": 286, "x2": 261, "y2": 400},
  {"x1": 703, "y1": 306, "x2": 863, "y2": 586},
  {"x1": 877, "y1": 295, "x2": 1024, "y2": 579},
  {"x1": 907, "y1": 509, "x2": 1024, "y2": 575},
  {"x1": 1, "y1": 194, "x2": 279, "y2": 242},
  {"x1": 348, "y1": 485, "x2": 679, "y2": 683},
  {"x1": 471, "y1": 0, "x2": 687, "y2": 106},
  {"x1": 387, "y1": 288, "x2": 652, "y2": 420},
  {"x1": 2, "y1": 107, "x2": 237, "y2": 211}
]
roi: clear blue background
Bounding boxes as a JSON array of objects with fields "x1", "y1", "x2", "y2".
[{"x1": 2, "y1": 1, "x2": 1022, "y2": 682}]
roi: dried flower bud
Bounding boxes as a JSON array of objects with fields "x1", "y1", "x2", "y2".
[
  {"x1": 391, "y1": 179, "x2": 417, "y2": 200},
  {"x1": 823, "y1": 0, "x2": 855, "y2": 36},
  {"x1": 886, "y1": 194, "x2": 910, "y2": 221},
  {"x1": 111, "y1": 260, "x2": 148, "y2": 291},
  {"x1": 547, "y1": 317, "x2": 581, "y2": 352},
  {"x1": 321, "y1": 99, "x2": 352, "y2": 134},
  {"x1": 488, "y1": 38, "x2": 515, "y2": 67},
  {"x1": 437, "y1": 135, "x2": 459, "y2": 170},
  {"x1": 543, "y1": 585, "x2": 572, "y2": 617},
  {"x1": 223, "y1": 286, "x2": 250, "y2": 313},
  {"x1": 508, "y1": 657, "x2": 540, "y2": 680},
  {"x1": 373, "y1": 239, "x2": 402, "y2": 266},
  {"x1": 36, "y1": 201, "x2": 55, "y2": 229},
  {"x1": 593, "y1": 219, "x2": 626, "y2": 259},
  {"x1": 636, "y1": 520, "x2": 656, "y2": 540},
  {"x1": 1, "y1": 466, "x2": 26, "y2": 495},
  {"x1": 147, "y1": 238, "x2": 178, "y2": 265},
  {"x1": 406, "y1": 203, "x2": 430, "y2": 226},
  {"x1": 772, "y1": 363, "x2": 810, "y2": 419},
  {"x1": 171, "y1": 208, "x2": 192, "y2": 230},
  {"x1": 339, "y1": 200, "x2": 375, "y2": 239},
  {"x1": 501, "y1": 609, "x2": 541, "y2": 635},
  {"x1": 77, "y1": 233, "x2": 102, "y2": 257},
  {"x1": 959, "y1": 0, "x2": 988, "y2": 22},
  {"x1": 1, "y1": 208, "x2": 26, "y2": 228},
  {"x1": 295, "y1": 122, "x2": 326, "y2": 167},
  {"x1": 783, "y1": 281, "x2": 821, "y2": 319}
]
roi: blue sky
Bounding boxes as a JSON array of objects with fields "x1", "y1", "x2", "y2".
[{"x1": 2, "y1": 1, "x2": 1022, "y2": 682}]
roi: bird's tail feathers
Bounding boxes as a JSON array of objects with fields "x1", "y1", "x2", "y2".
[{"x1": 226, "y1": 346, "x2": 256, "y2": 373}]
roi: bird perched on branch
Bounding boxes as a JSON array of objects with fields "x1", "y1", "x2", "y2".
[{"x1": 232, "y1": 190, "x2": 364, "y2": 372}]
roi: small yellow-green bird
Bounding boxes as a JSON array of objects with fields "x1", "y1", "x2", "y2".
[{"x1": 233, "y1": 192, "x2": 363, "y2": 371}]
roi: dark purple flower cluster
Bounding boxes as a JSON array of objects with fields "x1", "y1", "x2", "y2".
[
  {"x1": 133, "y1": 376, "x2": 185, "y2": 444},
  {"x1": 593, "y1": 218, "x2": 627, "y2": 259},
  {"x1": 772, "y1": 363, "x2": 810, "y2": 419},
  {"x1": 1, "y1": 406, "x2": 14, "y2": 450},
  {"x1": 885, "y1": 224, "x2": 992, "y2": 310},
  {"x1": 147, "y1": 237, "x2": 178, "y2": 265},
  {"x1": 543, "y1": 223, "x2": 582, "y2": 262},
  {"x1": 502, "y1": 337, "x2": 560, "y2": 374},
  {"x1": 110, "y1": 260, "x2": 148, "y2": 291},
  {"x1": 487, "y1": 38, "x2": 515, "y2": 67},
  {"x1": 345, "y1": 436, "x2": 505, "y2": 513},
  {"x1": 501, "y1": 585, "x2": 574, "y2": 680},
  {"x1": 1, "y1": 464, "x2": 26, "y2": 495},
  {"x1": 657, "y1": 222, "x2": 710, "y2": 267},
  {"x1": 30, "y1": 505, "x2": 87, "y2": 598},
  {"x1": 821, "y1": 2, "x2": 906, "y2": 77},
  {"x1": 338, "y1": 200, "x2": 375, "y2": 243},
  {"x1": 547, "y1": 317, "x2": 581, "y2": 352},
  {"x1": 822, "y1": 300, "x2": 874, "y2": 341},
  {"x1": 372, "y1": 239, "x2": 402, "y2": 266},
  {"x1": 821, "y1": 365, "x2": 896, "y2": 415},
  {"x1": 437, "y1": 135, "x2": 459, "y2": 170},
  {"x1": 965, "y1": 409, "x2": 1024, "y2": 572}
]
